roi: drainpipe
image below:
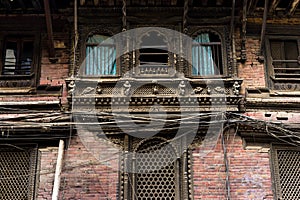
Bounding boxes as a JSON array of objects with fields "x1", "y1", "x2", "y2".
[{"x1": 51, "y1": 140, "x2": 65, "y2": 200}]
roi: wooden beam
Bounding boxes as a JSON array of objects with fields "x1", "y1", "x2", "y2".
[
  {"x1": 247, "y1": 0, "x2": 259, "y2": 14},
  {"x1": 183, "y1": 0, "x2": 188, "y2": 33},
  {"x1": 122, "y1": 0, "x2": 126, "y2": 30},
  {"x1": 286, "y1": 0, "x2": 300, "y2": 16},
  {"x1": 230, "y1": 0, "x2": 236, "y2": 38},
  {"x1": 269, "y1": 0, "x2": 281, "y2": 13},
  {"x1": 43, "y1": 0, "x2": 55, "y2": 58},
  {"x1": 260, "y1": 0, "x2": 269, "y2": 57},
  {"x1": 241, "y1": 0, "x2": 247, "y2": 62}
]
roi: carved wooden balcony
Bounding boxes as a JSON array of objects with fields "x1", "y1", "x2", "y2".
[{"x1": 66, "y1": 77, "x2": 244, "y2": 113}]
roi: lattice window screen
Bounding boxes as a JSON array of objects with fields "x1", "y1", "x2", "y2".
[
  {"x1": 0, "y1": 146, "x2": 38, "y2": 200},
  {"x1": 135, "y1": 139, "x2": 177, "y2": 200},
  {"x1": 273, "y1": 149, "x2": 300, "y2": 200}
]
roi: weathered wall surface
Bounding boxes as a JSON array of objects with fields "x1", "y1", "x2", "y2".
[{"x1": 193, "y1": 132, "x2": 273, "y2": 200}]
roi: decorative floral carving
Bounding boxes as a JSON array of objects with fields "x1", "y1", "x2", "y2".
[
  {"x1": 214, "y1": 86, "x2": 225, "y2": 94},
  {"x1": 191, "y1": 87, "x2": 203, "y2": 95},
  {"x1": 81, "y1": 87, "x2": 95, "y2": 95}
]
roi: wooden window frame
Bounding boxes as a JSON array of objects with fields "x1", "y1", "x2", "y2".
[
  {"x1": 120, "y1": 136, "x2": 193, "y2": 200},
  {"x1": 191, "y1": 33, "x2": 223, "y2": 77},
  {"x1": 0, "y1": 34, "x2": 40, "y2": 89},
  {"x1": 133, "y1": 30, "x2": 175, "y2": 77},
  {"x1": 188, "y1": 29, "x2": 227, "y2": 78},
  {"x1": 83, "y1": 34, "x2": 120, "y2": 77},
  {"x1": 266, "y1": 36, "x2": 300, "y2": 90}
]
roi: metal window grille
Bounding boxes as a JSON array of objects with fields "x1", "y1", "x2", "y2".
[
  {"x1": 0, "y1": 146, "x2": 38, "y2": 200},
  {"x1": 135, "y1": 139, "x2": 177, "y2": 200},
  {"x1": 272, "y1": 148, "x2": 300, "y2": 200}
]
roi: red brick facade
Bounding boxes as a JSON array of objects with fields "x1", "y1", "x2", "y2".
[{"x1": 1, "y1": 1, "x2": 300, "y2": 200}]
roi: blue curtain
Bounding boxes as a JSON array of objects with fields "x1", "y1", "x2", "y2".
[
  {"x1": 86, "y1": 35, "x2": 116, "y2": 75},
  {"x1": 192, "y1": 33, "x2": 215, "y2": 76}
]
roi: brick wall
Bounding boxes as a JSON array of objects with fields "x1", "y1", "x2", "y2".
[
  {"x1": 40, "y1": 31, "x2": 70, "y2": 105},
  {"x1": 238, "y1": 38, "x2": 266, "y2": 94},
  {"x1": 37, "y1": 147, "x2": 58, "y2": 200},
  {"x1": 58, "y1": 136, "x2": 119, "y2": 200},
  {"x1": 193, "y1": 131, "x2": 273, "y2": 200}
]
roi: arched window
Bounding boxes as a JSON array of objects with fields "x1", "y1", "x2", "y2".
[
  {"x1": 192, "y1": 32, "x2": 223, "y2": 76},
  {"x1": 138, "y1": 31, "x2": 170, "y2": 75},
  {"x1": 85, "y1": 34, "x2": 116, "y2": 75}
]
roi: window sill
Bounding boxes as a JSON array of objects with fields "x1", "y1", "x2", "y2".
[
  {"x1": 270, "y1": 90, "x2": 300, "y2": 97},
  {"x1": 270, "y1": 76, "x2": 300, "y2": 82},
  {"x1": 0, "y1": 87, "x2": 35, "y2": 94},
  {"x1": 0, "y1": 74, "x2": 34, "y2": 80}
]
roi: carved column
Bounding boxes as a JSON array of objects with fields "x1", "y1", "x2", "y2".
[
  {"x1": 123, "y1": 134, "x2": 129, "y2": 200},
  {"x1": 182, "y1": 136, "x2": 189, "y2": 200}
]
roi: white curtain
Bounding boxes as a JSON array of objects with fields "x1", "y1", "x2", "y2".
[{"x1": 86, "y1": 35, "x2": 116, "y2": 75}]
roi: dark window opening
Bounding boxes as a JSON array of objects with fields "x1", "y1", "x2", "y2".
[
  {"x1": 2, "y1": 38, "x2": 34, "y2": 75},
  {"x1": 139, "y1": 48, "x2": 168, "y2": 66},
  {"x1": 192, "y1": 32, "x2": 223, "y2": 76},
  {"x1": 139, "y1": 31, "x2": 169, "y2": 67}
]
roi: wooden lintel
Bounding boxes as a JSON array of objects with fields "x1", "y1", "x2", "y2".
[
  {"x1": 43, "y1": 0, "x2": 55, "y2": 58},
  {"x1": 229, "y1": 0, "x2": 236, "y2": 38},
  {"x1": 269, "y1": 0, "x2": 281, "y2": 13},
  {"x1": 286, "y1": 0, "x2": 300, "y2": 16},
  {"x1": 260, "y1": 0, "x2": 268, "y2": 56}
]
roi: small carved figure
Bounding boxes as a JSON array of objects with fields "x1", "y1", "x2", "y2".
[
  {"x1": 233, "y1": 81, "x2": 241, "y2": 95},
  {"x1": 178, "y1": 80, "x2": 186, "y2": 96},
  {"x1": 207, "y1": 87, "x2": 211, "y2": 95},
  {"x1": 153, "y1": 85, "x2": 159, "y2": 95},
  {"x1": 96, "y1": 85, "x2": 102, "y2": 94},
  {"x1": 123, "y1": 81, "x2": 131, "y2": 96},
  {"x1": 68, "y1": 81, "x2": 75, "y2": 96}
]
